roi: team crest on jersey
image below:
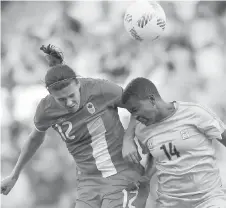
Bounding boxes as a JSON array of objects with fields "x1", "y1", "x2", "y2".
[
  {"x1": 147, "y1": 139, "x2": 154, "y2": 150},
  {"x1": 180, "y1": 129, "x2": 190, "y2": 140},
  {"x1": 86, "y1": 102, "x2": 95, "y2": 114}
]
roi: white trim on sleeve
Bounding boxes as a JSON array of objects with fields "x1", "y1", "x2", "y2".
[{"x1": 34, "y1": 124, "x2": 46, "y2": 132}]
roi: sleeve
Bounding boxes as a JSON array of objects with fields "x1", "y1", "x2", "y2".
[
  {"x1": 193, "y1": 104, "x2": 226, "y2": 140},
  {"x1": 99, "y1": 79, "x2": 124, "y2": 108},
  {"x1": 34, "y1": 99, "x2": 51, "y2": 132}
]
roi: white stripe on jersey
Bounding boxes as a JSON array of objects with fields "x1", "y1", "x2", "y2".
[{"x1": 87, "y1": 117, "x2": 117, "y2": 178}]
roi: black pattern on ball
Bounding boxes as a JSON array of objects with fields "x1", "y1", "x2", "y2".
[
  {"x1": 129, "y1": 27, "x2": 143, "y2": 41},
  {"x1": 125, "y1": 14, "x2": 132, "y2": 23},
  {"x1": 157, "y1": 18, "x2": 166, "y2": 30},
  {"x1": 137, "y1": 13, "x2": 153, "y2": 28}
]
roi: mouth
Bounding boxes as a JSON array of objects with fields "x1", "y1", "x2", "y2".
[
  {"x1": 136, "y1": 116, "x2": 150, "y2": 125},
  {"x1": 67, "y1": 104, "x2": 77, "y2": 110}
]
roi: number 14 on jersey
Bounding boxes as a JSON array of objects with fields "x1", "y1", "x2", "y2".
[{"x1": 160, "y1": 142, "x2": 180, "y2": 160}]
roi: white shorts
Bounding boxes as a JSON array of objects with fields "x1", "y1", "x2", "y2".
[
  {"x1": 155, "y1": 190, "x2": 226, "y2": 208},
  {"x1": 196, "y1": 196, "x2": 226, "y2": 208},
  {"x1": 155, "y1": 197, "x2": 226, "y2": 208}
]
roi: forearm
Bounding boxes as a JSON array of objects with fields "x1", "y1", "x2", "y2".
[
  {"x1": 123, "y1": 116, "x2": 136, "y2": 142},
  {"x1": 139, "y1": 154, "x2": 156, "y2": 182},
  {"x1": 124, "y1": 129, "x2": 135, "y2": 143},
  {"x1": 12, "y1": 132, "x2": 45, "y2": 178},
  {"x1": 145, "y1": 155, "x2": 156, "y2": 179}
]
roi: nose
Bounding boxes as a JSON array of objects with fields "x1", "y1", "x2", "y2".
[
  {"x1": 66, "y1": 99, "x2": 74, "y2": 107},
  {"x1": 131, "y1": 113, "x2": 139, "y2": 120}
]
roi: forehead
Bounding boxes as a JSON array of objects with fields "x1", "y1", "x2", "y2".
[
  {"x1": 126, "y1": 96, "x2": 142, "y2": 108},
  {"x1": 50, "y1": 81, "x2": 79, "y2": 98},
  {"x1": 126, "y1": 95, "x2": 151, "y2": 109}
]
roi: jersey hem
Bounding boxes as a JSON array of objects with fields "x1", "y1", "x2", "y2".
[{"x1": 34, "y1": 124, "x2": 46, "y2": 132}]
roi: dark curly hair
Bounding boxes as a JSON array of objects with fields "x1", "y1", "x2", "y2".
[
  {"x1": 40, "y1": 44, "x2": 78, "y2": 91},
  {"x1": 40, "y1": 44, "x2": 64, "y2": 67}
]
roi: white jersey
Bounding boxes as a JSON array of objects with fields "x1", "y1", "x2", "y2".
[{"x1": 135, "y1": 101, "x2": 226, "y2": 207}]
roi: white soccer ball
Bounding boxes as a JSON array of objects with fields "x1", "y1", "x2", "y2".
[{"x1": 124, "y1": 0, "x2": 166, "y2": 41}]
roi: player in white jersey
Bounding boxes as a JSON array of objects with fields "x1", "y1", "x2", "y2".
[{"x1": 121, "y1": 77, "x2": 226, "y2": 208}]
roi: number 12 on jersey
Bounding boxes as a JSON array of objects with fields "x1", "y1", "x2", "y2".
[
  {"x1": 160, "y1": 142, "x2": 180, "y2": 160},
  {"x1": 122, "y1": 189, "x2": 138, "y2": 208}
]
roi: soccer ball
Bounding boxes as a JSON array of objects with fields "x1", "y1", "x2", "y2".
[{"x1": 124, "y1": 0, "x2": 166, "y2": 41}]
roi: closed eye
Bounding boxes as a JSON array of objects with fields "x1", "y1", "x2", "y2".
[
  {"x1": 131, "y1": 108, "x2": 138, "y2": 113},
  {"x1": 59, "y1": 98, "x2": 66, "y2": 102},
  {"x1": 69, "y1": 93, "x2": 75, "y2": 98}
]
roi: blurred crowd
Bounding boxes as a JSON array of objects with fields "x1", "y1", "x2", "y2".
[{"x1": 1, "y1": 1, "x2": 226, "y2": 208}]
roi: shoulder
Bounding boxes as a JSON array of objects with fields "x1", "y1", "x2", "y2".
[
  {"x1": 35, "y1": 95, "x2": 53, "y2": 116},
  {"x1": 78, "y1": 78, "x2": 108, "y2": 104},
  {"x1": 79, "y1": 77, "x2": 118, "y2": 87},
  {"x1": 79, "y1": 77, "x2": 121, "y2": 95},
  {"x1": 34, "y1": 95, "x2": 55, "y2": 129},
  {"x1": 177, "y1": 101, "x2": 218, "y2": 119},
  {"x1": 78, "y1": 77, "x2": 103, "y2": 92}
]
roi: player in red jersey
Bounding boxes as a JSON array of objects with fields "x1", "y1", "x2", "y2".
[{"x1": 1, "y1": 45, "x2": 149, "y2": 208}]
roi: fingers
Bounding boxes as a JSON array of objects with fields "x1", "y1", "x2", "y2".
[
  {"x1": 1, "y1": 186, "x2": 9, "y2": 195},
  {"x1": 1, "y1": 184, "x2": 12, "y2": 195},
  {"x1": 131, "y1": 152, "x2": 141, "y2": 164},
  {"x1": 1, "y1": 187, "x2": 5, "y2": 194},
  {"x1": 125, "y1": 151, "x2": 141, "y2": 164},
  {"x1": 122, "y1": 140, "x2": 141, "y2": 164}
]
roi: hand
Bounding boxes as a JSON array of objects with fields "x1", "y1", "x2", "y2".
[
  {"x1": 122, "y1": 139, "x2": 142, "y2": 164},
  {"x1": 1, "y1": 174, "x2": 18, "y2": 195}
]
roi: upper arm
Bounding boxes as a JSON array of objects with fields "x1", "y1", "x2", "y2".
[
  {"x1": 30, "y1": 126, "x2": 46, "y2": 142},
  {"x1": 124, "y1": 116, "x2": 137, "y2": 140},
  {"x1": 193, "y1": 105, "x2": 226, "y2": 140},
  {"x1": 34, "y1": 99, "x2": 51, "y2": 132}
]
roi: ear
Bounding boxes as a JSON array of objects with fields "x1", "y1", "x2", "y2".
[
  {"x1": 46, "y1": 87, "x2": 52, "y2": 94},
  {"x1": 75, "y1": 79, "x2": 80, "y2": 86},
  {"x1": 148, "y1": 94, "x2": 156, "y2": 105}
]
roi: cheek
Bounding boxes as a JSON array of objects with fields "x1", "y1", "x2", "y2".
[
  {"x1": 137, "y1": 109, "x2": 149, "y2": 117},
  {"x1": 76, "y1": 90, "x2": 80, "y2": 99},
  {"x1": 57, "y1": 100, "x2": 65, "y2": 106},
  {"x1": 76, "y1": 93, "x2": 80, "y2": 102},
  {"x1": 73, "y1": 95, "x2": 80, "y2": 104},
  {"x1": 144, "y1": 107, "x2": 155, "y2": 116}
]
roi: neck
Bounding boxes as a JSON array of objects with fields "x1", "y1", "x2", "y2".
[{"x1": 155, "y1": 101, "x2": 175, "y2": 122}]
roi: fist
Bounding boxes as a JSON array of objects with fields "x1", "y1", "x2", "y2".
[
  {"x1": 122, "y1": 139, "x2": 142, "y2": 164},
  {"x1": 1, "y1": 175, "x2": 18, "y2": 195}
]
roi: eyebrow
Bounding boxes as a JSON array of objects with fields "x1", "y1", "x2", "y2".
[
  {"x1": 130, "y1": 107, "x2": 137, "y2": 112},
  {"x1": 58, "y1": 93, "x2": 74, "y2": 100}
]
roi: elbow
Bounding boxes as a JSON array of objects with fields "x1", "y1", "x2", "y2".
[
  {"x1": 221, "y1": 130, "x2": 226, "y2": 140},
  {"x1": 28, "y1": 130, "x2": 46, "y2": 147}
]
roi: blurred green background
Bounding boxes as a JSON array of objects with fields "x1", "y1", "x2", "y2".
[{"x1": 1, "y1": 1, "x2": 226, "y2": 207}]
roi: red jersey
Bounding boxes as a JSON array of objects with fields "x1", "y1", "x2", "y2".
[{"x1": 34, "y1": 78, "x2": 135, "y2": 178}]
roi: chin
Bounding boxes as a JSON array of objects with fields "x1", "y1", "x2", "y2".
[
  {"x1": 71, "y1": 106, "x2": 79, "y2": 112},
  {"x1": 145, "y1": 120, "x2": 154, "y2": 126}
]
